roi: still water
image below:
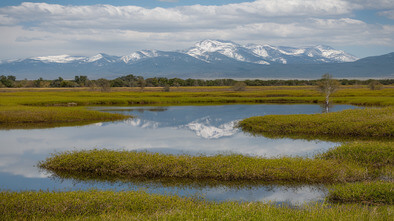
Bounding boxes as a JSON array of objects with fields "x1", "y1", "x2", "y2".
[{"x1": 0, "y1": 104, "x2": 359, "y2": 204}]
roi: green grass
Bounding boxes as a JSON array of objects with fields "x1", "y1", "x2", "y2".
[
  {"x1": 0, "y1": 106, "x2": 129, "y2": 129},
  {"x1": 318, "y1": 141, "x2": 393, "y2": 178},
  {"x1": 2, "y1": 87, "x2": 393, "y2": 107},
  {"x1": 38, "y1": 149, "x2": 367, "y2": 184},
  {"x1": 327, "y1": 181, "x2": 394, "y2": 205},
  {"x1": 1, "y1": 86, "x2": 393, "y2": 129},
  {"x1": 239, "y1": 107, "x2": 394, "y2": 140},
  {"x1": 1, "y1": 190, "x2": 393, "y2": 220}
]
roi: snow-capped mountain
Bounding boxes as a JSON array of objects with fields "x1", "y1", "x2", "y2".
[
  {"x1": 0, "y1": 39, "x2": 392, "y2": 79},
  {"x1": 18, "y1": 39, "x2": 358, "y2": 65},
  {"x1": 185, "y1": 40, "x2": 358, "y2": 64}
]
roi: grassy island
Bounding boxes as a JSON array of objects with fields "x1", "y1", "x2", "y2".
[
  {"x1": 38, "y1": 149, "x2": 368, "y2": 184},
  {"x1": 239, "y1": 107, "x2": 393, "y2": 140}
]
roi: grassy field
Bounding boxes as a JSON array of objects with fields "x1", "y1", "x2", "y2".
[
  {"x1": 239, "y1": 106, "x2": 394, "y2": 140},
  {"x1": 1, "y1": 86, "x2": 393, "y2": 129},
  {"x1": 1, "y1": 190, "x2": 392, "y2": 220}
]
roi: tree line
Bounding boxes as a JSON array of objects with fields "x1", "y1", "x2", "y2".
[{"x1": 1, "y1": 74, "x2": 392, "y2": 89}]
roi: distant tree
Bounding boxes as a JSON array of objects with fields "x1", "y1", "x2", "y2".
[
  {"x1": 96, "y1": 78, "x2": 111, "y2": 92},
  {"x1": 232, "y1": 82, "x2": 247, "y2": 91},
  {"x1": 74, "y1": 75, "x2": 88, "y2": 87},
  {"x1": 33, "y1": 77, "x2": 44, "y2": 87},
  {"x1": 158, "y1": 77, "x2": 169, "y2": 87},
  {"x1": 0, "y1": 75, "x2": 16, "y2": 87},
  {"x1": 163, "y1": 84, "x2": 170, "y2": 92},
  {"x1": 317, "y1": 74, "x2": 339, "y2": 113},
  {"x1": 50, "y1": 77, "x2": 64, "y2": 87},
  {"x1": 137, "y1": 76, "x2": 146, "y2": 91},
  {"x1": 60, "y1": 80, "x2": 78, "y2": 87},
  {"x1": 368, "y1": 80, "x2": 383, "y2": 90}
]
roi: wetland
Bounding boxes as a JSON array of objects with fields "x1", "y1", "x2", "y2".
[{"x1": 0, "y1": 86, "x2": 393, "y2": 220}]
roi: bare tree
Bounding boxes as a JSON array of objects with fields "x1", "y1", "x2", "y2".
[{"x1": 317, "y1": 74, "x2": 339, "y2": 113}]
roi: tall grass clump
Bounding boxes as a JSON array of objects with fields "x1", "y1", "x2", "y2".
[
  {"x1": 239, "y1": 107, "x2": 394, "y2": 140},
  {"x1": 327, "y1": 181, "x2": 394, "y2": 205},
  {"x1": 1, "y1": 190, "x2": 392, "y2": 220},
  {"x1": 38, "y1": 149, "x2": 367, "y2": 183}
]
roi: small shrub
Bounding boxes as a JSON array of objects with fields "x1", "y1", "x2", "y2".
[
  {"x1": 163, "y1": 84, "x2": 170, "y2": 92},
  {"x1": 368, "y1": 81, "x2": 383, "y2": 90},
  {"x1": 232, "y1": 82, "x2": 246, "y2": 91}
]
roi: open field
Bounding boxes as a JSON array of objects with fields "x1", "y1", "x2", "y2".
[
  {"x1": 1, "y1": 190, "x2": 392, "y2": 220},
  {"x1": 1, "y1": 86, "x2": 393, "y2": 129},
  {"x1": 2, "y1": 86, "x2": 394, "y2": 107}
]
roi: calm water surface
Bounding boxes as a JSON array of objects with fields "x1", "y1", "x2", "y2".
[{"x1": 0, "y1": 104, "x2": 359, "y2": 204}]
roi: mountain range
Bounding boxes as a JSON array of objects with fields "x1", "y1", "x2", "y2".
[{"x1": 0, "y1": 40, "x2": 393, "y2": 79}]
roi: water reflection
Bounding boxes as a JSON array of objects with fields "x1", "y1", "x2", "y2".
[{"x1": 0, "y1": 104, "x2": 359, "y2": 203}]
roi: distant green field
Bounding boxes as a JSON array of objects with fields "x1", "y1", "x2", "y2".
[{"x1": 1, "y1": 86, "x2": 393, "y2": 129}]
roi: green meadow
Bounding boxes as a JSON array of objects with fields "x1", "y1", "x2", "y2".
[{"x1": 1, "y1": 86, "x2": 393, "y2": 129}]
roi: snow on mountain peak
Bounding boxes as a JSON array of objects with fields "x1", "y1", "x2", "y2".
[
  {"x1": 313, "y1": 45, "x2": 358, "y2": 62},
  {"x1": 121, "y1": 50, "x2": 159, "y2": 64},
  {"x1": 19, "y1": 40, "x2": 358, "y2": 66},
  {"x1": 88, "y1": 54, "x2": 104, "y2": 62},
  {"x1": 187, "y1": 39, "x2": 248, "y2": 62},
  {"x1": 33, "y1": 54, "x2": 86, "y2": 63},
  {"x1": 195, "y1": 39, "x2": 239, "y2": 52}
]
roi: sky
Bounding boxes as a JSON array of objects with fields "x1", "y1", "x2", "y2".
[{"x1": 0, "y1": 0, "x2": 393, "y2": 60}]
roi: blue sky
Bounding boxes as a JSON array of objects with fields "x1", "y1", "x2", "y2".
[{"x1": 0, "y1": 0, "x2": 393, "y2": 59}]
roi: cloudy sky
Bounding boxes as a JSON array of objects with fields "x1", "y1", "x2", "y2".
[{"x1": 0, "y1": 0, "x2": 393, "y2": 60}]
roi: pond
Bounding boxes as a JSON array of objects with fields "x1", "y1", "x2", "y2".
[{"x1": 0, "y1": 104, "x2": 359, "y2": 204}]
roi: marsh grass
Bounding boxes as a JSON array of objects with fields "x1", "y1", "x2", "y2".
[
  {"x1": 38, "y1": 149, "x2": 367, "y2": 184},
  {"x1": 327, "y1": 181, "x2": 394, "y2": 205},
  {"x1": 1, "y1": 86, "x2": 393, "y2": 129},
  {"x1": 239, "y1": 107, "x2": 394, "y2": 140},
  {"x1": 0, "y1": 106, "x2": 129, "y2": 129},
  {"x1": 1, "y1": 190, "x2": 392, "y2": 220},
  {"x1": 318, "y1": 141, "x2": 393, "y2": 179}
]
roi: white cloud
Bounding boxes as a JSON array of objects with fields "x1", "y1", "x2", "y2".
[
  {"x1": 0, "y1": 1, "x2": 353, "y2": 31},
  {"x1": 379, "y1": 10, "x2": 394, "y2": 19},
  {"x1": 0, "y1": 1, "x2": 393, "y2": 59},
  {"x1": 346, "y1": 0, "x2": 394, "y2": 10}
]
